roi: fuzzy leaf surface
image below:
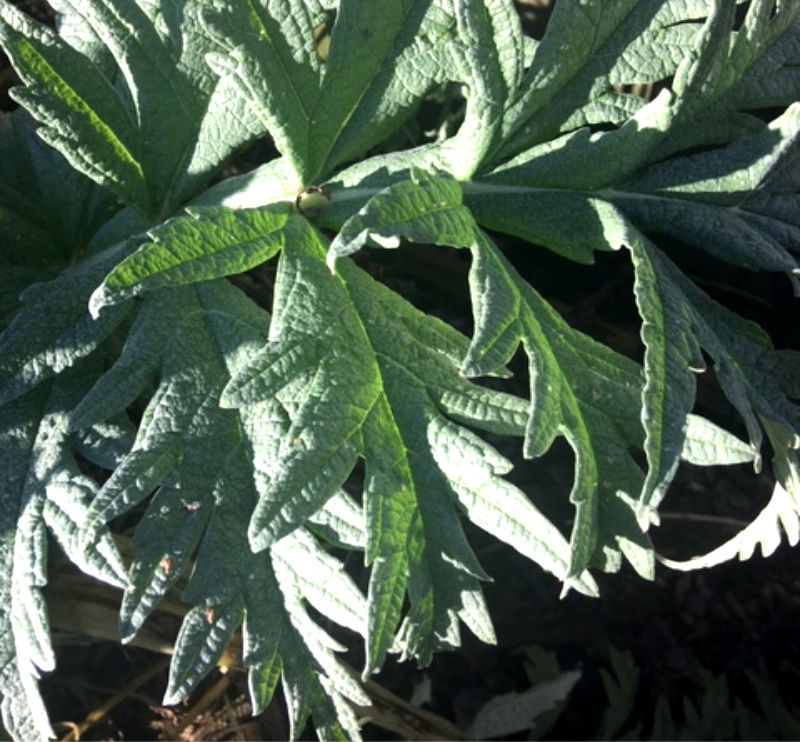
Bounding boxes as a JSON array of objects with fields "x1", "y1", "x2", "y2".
[
  {"x1": 0, "y1": 109, "x2": 118, "y2": 279},
  {"x1": 627, "y1": 240, "x2": 800, "y2": 526},
  {"x1": 611, "y1": 103, "x2": 800, "y2": 292},
  {"x1": 0, "y1": 0, "x2": 264, "y2": 218},
  {"x1": 88, "y1": 204, "x2": 294, "y2": 316},
  {"x1": 328, "y1": 168, "x2": 475, "y2": 267},
  {"x1": 79, "y1": 279, "x2": 369, "y2": 738},
  {"x1": 2, "y1": 2, "x2": 800, "y2": 740},
  {"x1": 224, "y1": 219, "x2": 597, "y2": 674},
  {"x1": 451, "y1": 7, "x2": 800, "y2": 544},
  {"x1": 0, "y1": 364, "x2": 127, "y2": 741},
  {"x1": 200, "y1": 0, "x2": 526, "y2": 183},
  {"x1": 322, "y1": 171, "x2": 653, "y2": 582},
  {"x1": 493, "y1": 0, "x2": 711, "y2": 161},
  {"x1": 0, "y1": 254, "x2": 133, "y2": 407},
  {"x1": 463, "y1": 232, "x2": 654, "y2": 581},
  {"x1": 493, "y1": 0, "x2": 800, "y2": 164}
]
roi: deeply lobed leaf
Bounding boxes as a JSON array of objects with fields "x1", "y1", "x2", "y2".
[
  {"x1": 0, "y1": 364, "x2": 127, "y2": 741},
  {"x1": 1, "y1": 1, "x2": 799, "y2": 740}
]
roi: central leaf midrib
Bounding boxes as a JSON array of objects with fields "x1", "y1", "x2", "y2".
[{"x1": 306, "y1": 2, "x2": 418, "y2": 182}]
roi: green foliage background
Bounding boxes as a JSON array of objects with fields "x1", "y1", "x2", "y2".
[{"x1": 0, "y1": 0, "x2": 799, "y2": 739}]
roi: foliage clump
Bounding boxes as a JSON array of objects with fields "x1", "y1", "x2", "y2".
[{"x1": 1, "y1": 0, "x2": 799, "y2": 738}]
